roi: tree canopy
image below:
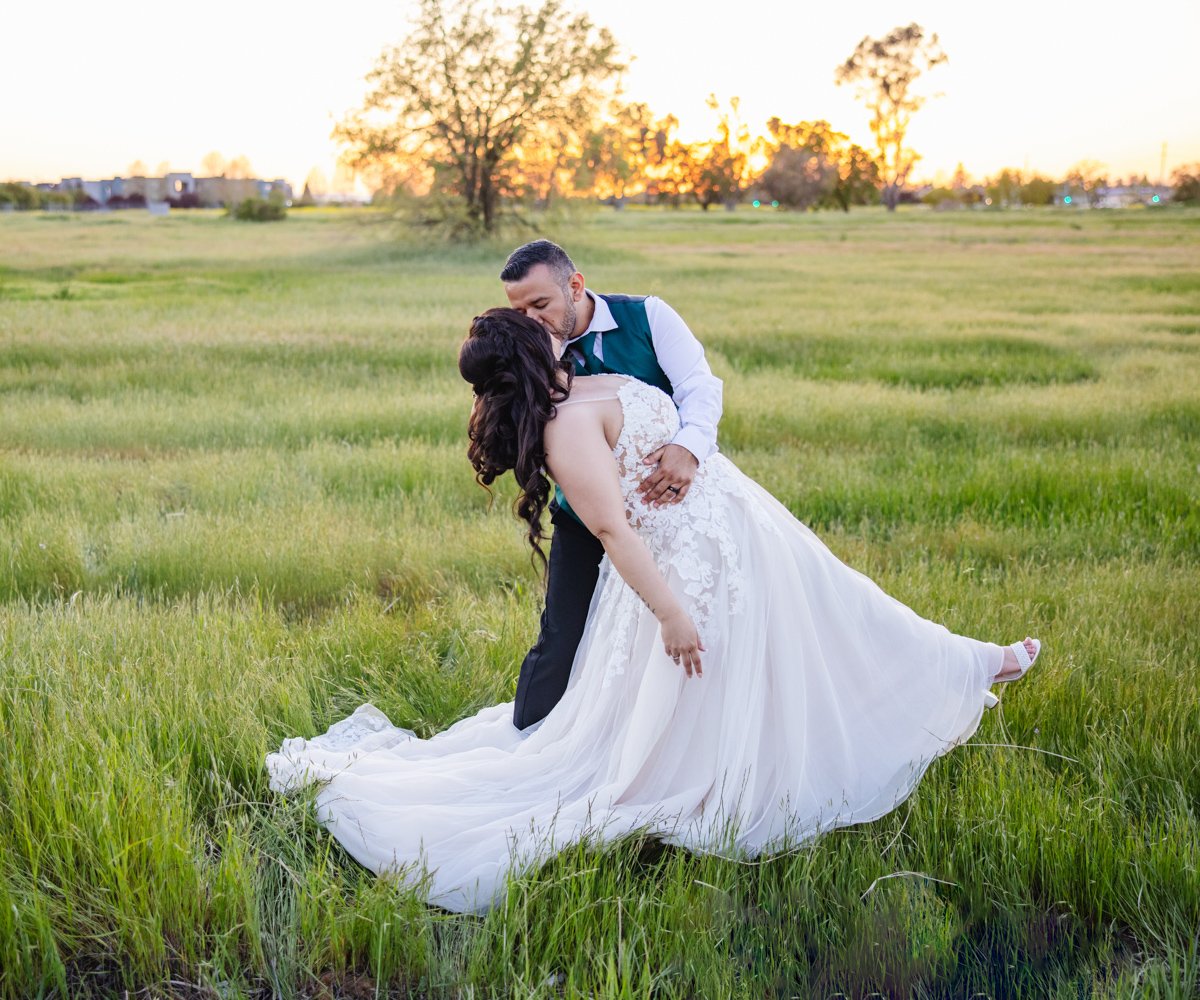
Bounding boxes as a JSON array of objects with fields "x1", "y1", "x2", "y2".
[
  {"x1": 1172, "y1": 164, "x2": 1200, "y2": 205},
  {"x1": 759, "y1": 119, "x2": 878, "y2": 212},
  {"x1": 836, "y1": 23, "x2": 947, "y2": 211},
  {"x1": 335, "y1": 0, "x2": 623, "y2": 232}
]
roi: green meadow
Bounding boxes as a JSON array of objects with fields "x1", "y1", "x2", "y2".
[{"x1": 1, "y1": 205, "x2": 1198, "y2": 998}]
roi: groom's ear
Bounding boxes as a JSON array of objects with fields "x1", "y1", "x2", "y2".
[{"x1": 568, "y1": 271, "x2": 586, "y2": 300}]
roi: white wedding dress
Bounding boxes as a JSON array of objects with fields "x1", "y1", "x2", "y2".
[{"x1": 266, "y1": 377, "x2": 1003, "y2": 913}]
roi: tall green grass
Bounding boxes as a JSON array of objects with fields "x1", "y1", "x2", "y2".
[{"x1": 2, "y1": 205, "x2": 1198, "y2": 997}]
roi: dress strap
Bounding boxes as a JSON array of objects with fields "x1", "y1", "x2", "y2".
[{"x1": 555, "y1": 395, "x2": 620, "y2": 407}]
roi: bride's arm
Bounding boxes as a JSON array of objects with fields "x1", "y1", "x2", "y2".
[{"x1": 544, "y1": 411, "x2": 704, "y2": 676}]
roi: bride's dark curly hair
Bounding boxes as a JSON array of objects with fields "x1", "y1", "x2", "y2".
[{"x1": 458, "y1": 308, "x2": 573, "y2": 571}]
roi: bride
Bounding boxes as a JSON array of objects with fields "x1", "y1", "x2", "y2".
[{"x1": 266, "y1": 308, "x2": 1040, "y2": 914}]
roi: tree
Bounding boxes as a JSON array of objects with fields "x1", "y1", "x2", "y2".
[
  {"x1": 573, "y1": 102, "x2": 660, "y2": 205},
  {"x1": 127, "y1": 160, "x2": 148, "y2": 177},
  {"x1": 331, "y1": 160, "x2": 362, "y2": 197},
  {"x1": 335, "y1": 0, "x2": 623, "y2": 233},
  {"x1": 1019, "y1": 175, "x2": 1056, "y2": 206},
  {"x1": 225, "y1": 156, "x2": 254, "y2": 180},
  {"x1": 508, "y1": 119, "x2": 577, "y2": 208},
  {"x1": 759, "y1": 144, "x2": 834, "y2": 211},
  {"x1": 692, "y1": 95, "x2": 756, "y2": 210},
  {"x1": 835, "y1": 23, "x2": 947, "y2": 211},
  {"x1": 201, "y1": 151, "x2": 227, "y2": 177},
  {"x1": 759, "y1": 119, "x2": 878, "y2": 212},
  {"x1": 1065, "y1": 160, "x2": 1108, "y2": 207},
  {"x1": 0, "y1": 183, "x2": 41, "y2": 210},
  {"x1": 640, "y1": 114, "x2": 692, "y2": 205},
  {"x1": 830, "y1": 142, "x2": 880, "y2": 210},
  {"x1": 303, "y1": 167, "x2": 329, "y2": 199},
  {"x1": 1172, "y1": 164, "x2": 1200, "y2": 205},
  {"x1": 985, "y1": 168, "x2": 1023, "y2": 208},
  {"x1": 682, "y1": 140, "x2": 743, "y2": 211}
]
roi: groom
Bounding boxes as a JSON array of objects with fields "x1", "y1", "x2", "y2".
[{"x1": 500, "y1": 239, "x2": 724, "y2": 729}]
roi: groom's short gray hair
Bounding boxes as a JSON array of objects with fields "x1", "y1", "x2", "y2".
[{"x1": 500, "y1": 239, "x2": 576, "y2": 286}]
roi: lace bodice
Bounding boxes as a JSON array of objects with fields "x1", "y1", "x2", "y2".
[
  {"x1": 609, "y1": 376, "x2": 682, "y2": 497},
  {"x1": 584, "y1": 378, "x2": 780, "y2": 681}
]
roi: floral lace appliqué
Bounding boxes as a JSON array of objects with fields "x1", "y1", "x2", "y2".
[{"x1": 606, "y1": 379, "x2": 766, "y2": 647}]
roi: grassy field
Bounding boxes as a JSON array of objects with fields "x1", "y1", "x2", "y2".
[{"x1": 1, "y1": 204, "x2": 1198, "y2": 998}]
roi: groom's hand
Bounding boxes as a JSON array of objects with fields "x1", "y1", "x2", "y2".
[{"x1": 639, "y1": 444, "x2": 699, "y2": 506}]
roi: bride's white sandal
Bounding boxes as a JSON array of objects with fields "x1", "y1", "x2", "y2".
[{"x1": 982, "y1": 637, "x2": 1041, "y2": 708}]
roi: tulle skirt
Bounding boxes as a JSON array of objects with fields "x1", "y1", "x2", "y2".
[{"x1": 266, "y1": 456, "x2": 1002, "y2": 913}]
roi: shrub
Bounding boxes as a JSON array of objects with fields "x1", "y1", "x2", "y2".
[
  {"x1": 923, "y1": 186, "x2": 960, "y2": 209},
  {"x1": 42, "y1": 191, "x2": 75, "y2": 210},
  {"x1": 0, "y1": 182, "x2": 42, "y2": 209},
  {"x1": 230, "y1": 193, "x2": 288, "y2": 222}
]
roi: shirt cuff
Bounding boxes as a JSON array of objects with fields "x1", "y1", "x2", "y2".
[{"x1": 670, "y1": 425, "x2": 714, "y2": 465}]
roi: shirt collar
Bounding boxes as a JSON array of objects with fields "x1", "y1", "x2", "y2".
[{"x1": 564, "y1": 289, "x2": 617, "y2": 347}]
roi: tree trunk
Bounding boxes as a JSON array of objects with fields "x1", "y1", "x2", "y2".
[{"x1": 480, "y1": 169, "x2": 496, "y2": 232}]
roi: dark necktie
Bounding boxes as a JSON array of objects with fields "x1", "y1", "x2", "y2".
[{"x1": 573, "y1": 331, "x2": 604, "y2": 375}]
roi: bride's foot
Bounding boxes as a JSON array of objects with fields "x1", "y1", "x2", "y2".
[
  {"x1": 982, "y1": 637, "x2": 1040, "y2": 709},
  {"x1": 994, "y1": 637, "x2": 1041, "y2": 683}
]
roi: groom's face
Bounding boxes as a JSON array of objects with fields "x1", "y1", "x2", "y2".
[{"x1": 503, "y1": 263, "x2": 586, "y2": 350}]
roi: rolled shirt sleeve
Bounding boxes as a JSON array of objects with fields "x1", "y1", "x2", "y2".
[{"x1": 644, "y1": 296, "x2": 723, "y2": 463}]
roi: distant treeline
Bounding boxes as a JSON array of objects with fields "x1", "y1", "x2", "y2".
[
  {"x1": 0, "y1": 184, "x2": 96, "y2": 211},
  {"x1": 0, "y1": 184, "x2": 164, "y2": 212},
  {"x1": 5, "y1": 164, "x2": 1198, "y2": 218},
  {"x1": 919, "y1": 166, "x2": 1194, "y2": 210}
]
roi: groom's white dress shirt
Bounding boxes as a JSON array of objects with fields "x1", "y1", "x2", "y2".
[{"x1": 562, "y1": 289, "x2": 723, "y2": 464}]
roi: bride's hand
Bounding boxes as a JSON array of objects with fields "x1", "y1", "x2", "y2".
[{"x1": 661, "y1": 611, "x2": 705, "y2": 678}]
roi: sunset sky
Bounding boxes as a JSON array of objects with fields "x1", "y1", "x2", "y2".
[{"x1": 3, "y1": 0, "x2": 1197, "y2": 191}]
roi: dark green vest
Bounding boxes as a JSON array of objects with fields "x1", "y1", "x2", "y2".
[{"x1": 553, "y1": 294, "x2": 675, "y2": 523}]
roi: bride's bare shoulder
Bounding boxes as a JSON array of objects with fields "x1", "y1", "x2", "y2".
[
  {"x1": 545, "y1": 397, "x2": 604, "y2": 436},
  {"x1": 545, "y1": 388, "x2": 623, "y2": 453}
]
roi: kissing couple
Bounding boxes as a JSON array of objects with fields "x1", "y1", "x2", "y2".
[{"x1": 267, "y1": 239, "x2": 1041, "y2": 913}]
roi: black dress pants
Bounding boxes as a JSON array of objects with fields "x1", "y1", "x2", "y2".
[{"x1": 512, "y1": 503, "x2": 606, "y2": 730}]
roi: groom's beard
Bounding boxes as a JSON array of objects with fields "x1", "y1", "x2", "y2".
[{"x1": 554, "y1": 296, "x2": 578, "y2": 344}]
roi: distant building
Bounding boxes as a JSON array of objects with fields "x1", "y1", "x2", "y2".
[
  {"x1": 1055, "y1": 183, "x2": 1172, "y2": 208},
  {"x1": 1096, "y1": 184, "x2": 1173, "y2": 208},
  {"x1": 46, "y1": 172, "x2": 292, "y2": 209}
]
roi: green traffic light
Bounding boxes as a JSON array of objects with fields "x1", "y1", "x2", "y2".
[{"x1": 752, "y1": 199, "x2": 761, "y2": 208}]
